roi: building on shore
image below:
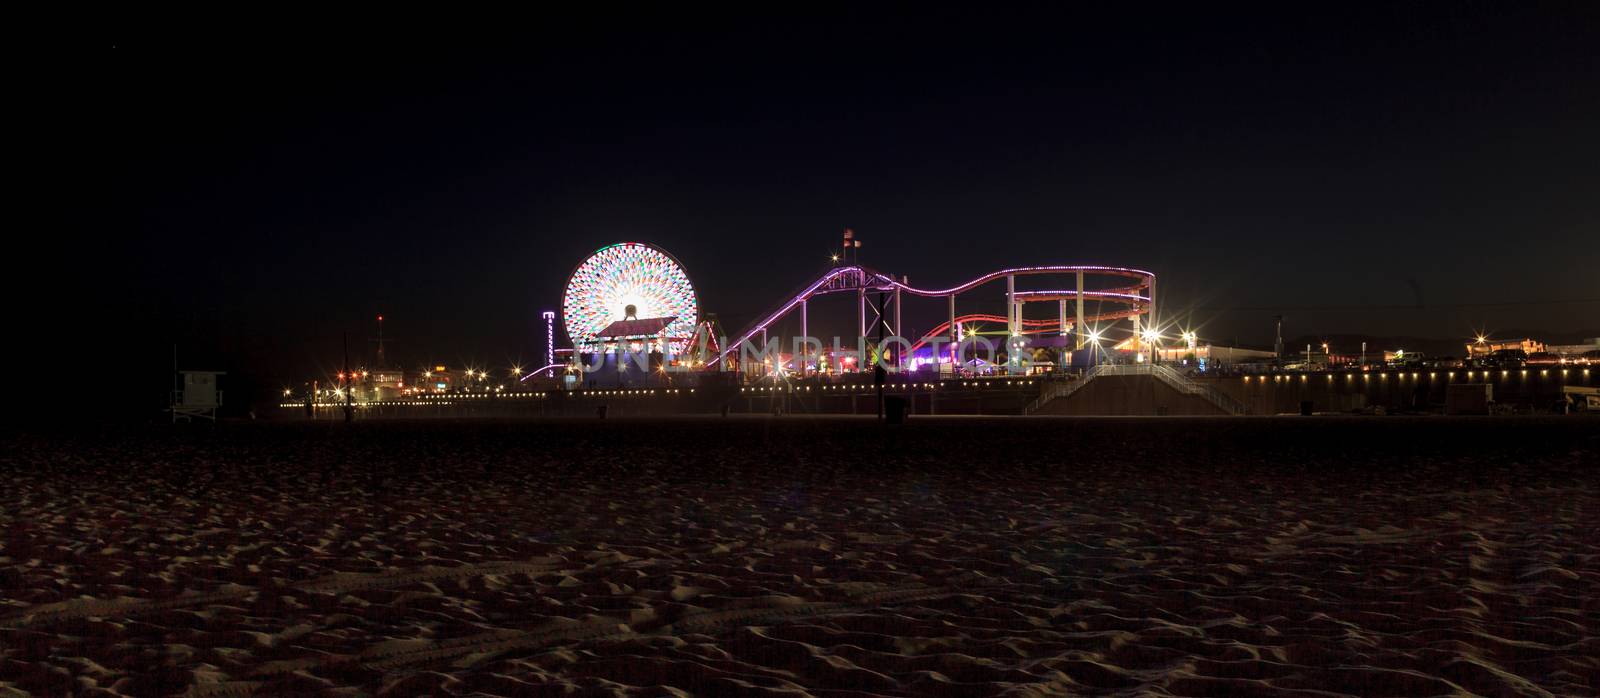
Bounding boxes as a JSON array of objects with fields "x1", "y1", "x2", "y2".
[
  {"x1": 1546, "y1": 338, "x2": 1600, "y2": 358},
  {"x1": 1154, "y1": 344, "x2": 1277, "y2": 370},
  {"x1": 1466, "y1": 338, "x2": 1545, "y2": 358}
]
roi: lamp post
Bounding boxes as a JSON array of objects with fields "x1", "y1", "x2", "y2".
[{"x1": 1142, "y1": 328, "x2": 1161, "y2": 366}]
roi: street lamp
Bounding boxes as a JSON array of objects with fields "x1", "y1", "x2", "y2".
[
  {"x1": 1141, "y1": 328, "x2": 1161, "y2": 365},
  {"x1": 1177, "y1": 331, "x2": 1198, "y2": 367}
]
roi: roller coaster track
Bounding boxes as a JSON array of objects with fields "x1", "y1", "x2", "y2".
[
  {"x1": 906, "y1": 311, "x2": 1141, "y2": 354},
  {"x1": 709, "y1": 264, "x2": 1154, "y2": 367}
]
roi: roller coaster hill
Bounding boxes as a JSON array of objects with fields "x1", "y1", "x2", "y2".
[{"x1": 683, "y1": 262, "x2": 1162, "y2": 379}]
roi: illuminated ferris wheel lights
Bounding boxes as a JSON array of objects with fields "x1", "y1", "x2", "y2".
[{"x1": 563, "y1": 242, "x2": 698, "y2": 352}]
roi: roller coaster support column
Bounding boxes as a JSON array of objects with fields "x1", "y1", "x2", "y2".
[
  {"x1": 1075, "y1": 270, "x2": 1086, "y2": 351},
  {"x1": 893, "y1": 286, "x2": 902, "y2": 371},
  {"x1": 875, "y1": 290, "x2": 887, "y2": 421},
  {"x1": 857, "y1": 288, "x2": 866, "y2": 357},
  {"x1": 1059, "y1": 299, "x2": 1070, "y2": 373},
  {"x1": 948, "y1": 294, "x2": 957, "y2": 369},
  {"x1": 1132, "y1": 313, "x2": 1142, "y2": 360},
  {"x1": 1006, "y1": 274, "x2": 1017, "y2": 337},
  {"x1": 1147, "y1": 276, "x2": 1157, "y2": 338},
  {"x1": 800, "y1": 299, "x2": 808, "y2": 376}
]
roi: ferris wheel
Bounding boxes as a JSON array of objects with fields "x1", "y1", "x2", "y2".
[{"x1": 562, "y1": 242, "x2": 699, "y2": 352}]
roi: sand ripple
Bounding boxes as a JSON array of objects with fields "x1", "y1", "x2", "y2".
[{"x1": 2, "y1": 417, "x2": 1597, "y2": 695}]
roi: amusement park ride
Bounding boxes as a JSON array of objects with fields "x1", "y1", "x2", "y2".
[
  {"x1": 704, "y1": 262, "x2": 1157, "y2": 371},
  {"x1": 532, "y1": 238, "x2": 1160, "y2": 382}
]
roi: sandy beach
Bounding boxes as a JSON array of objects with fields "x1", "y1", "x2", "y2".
[{"x1": 2, "y1": 416, "x2": 1596, "y2": 696}]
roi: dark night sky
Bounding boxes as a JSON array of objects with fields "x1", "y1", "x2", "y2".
[{"x1": 69, "y1": 6, "x2": 1600, "y2": 410}]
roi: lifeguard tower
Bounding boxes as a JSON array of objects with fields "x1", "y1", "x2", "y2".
[{"x1": 171, "y1": 370, "x2": 225, "y2": 422}]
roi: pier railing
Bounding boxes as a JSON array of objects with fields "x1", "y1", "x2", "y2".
[
  {"x1": 1023, "y1": 367, "x2": 1099, "y2": 414},
  {"x1": 1148, "y1": 364, "x2": 1250, "y2": 414}
]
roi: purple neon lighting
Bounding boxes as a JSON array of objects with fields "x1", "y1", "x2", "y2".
[
  {"x1": 709, "y1": 265, "x2": 1155, "y2": 366},
  {"x1": 871, "y1": 265, "x2": 1154, "y2": 298},
  {"x1": 518, "y1": 362, "x2": 570, "y2": 382},
  {"x1": 903, "y1": 309, "x2": 1147, "y2": 353},
  {"x1": 1011, "y1": 290, "x2": 1149, "y2": 302}
]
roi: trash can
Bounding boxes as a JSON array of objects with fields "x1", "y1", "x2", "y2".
[
  {"x1": 596, "y1": 405, "x2": 608, "y2": 419},
  {"x1": 1300, "y1": 400, "x2": 1313, "y2": 416}
]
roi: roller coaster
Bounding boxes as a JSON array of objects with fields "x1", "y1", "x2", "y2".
[{"x1": 703, "y1": 263, "x2": 1157, "y2": 371}]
